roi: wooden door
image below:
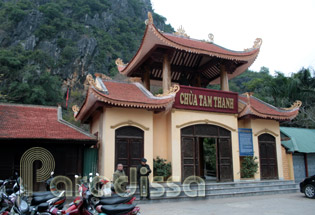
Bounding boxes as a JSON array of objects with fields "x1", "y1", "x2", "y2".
[
  {"x1": 115, "y1": 126, "x2": 144, "y2": 177},
  {"x1": 181, "y1": 137, "x2": 200, "y2": 180},
  {"x1": 259, "y1": 134, "x2": 278, "y2": 180},
  {"x1": 218, "y1": 138, "x2": 233, "y2": 181}
]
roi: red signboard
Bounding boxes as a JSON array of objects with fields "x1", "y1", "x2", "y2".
[{"x1": 174, "y1": 85, "x2": 238, "y2": 114}]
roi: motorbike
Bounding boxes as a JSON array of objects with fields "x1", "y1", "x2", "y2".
[
  {"x1": 28, "y1": 172, "x2": 66, "y2": 215},
  {"x1": 0, "y1": 174, "x2": 29, "y2": 215},
  {"x1": 59, "y1": 173, "x2": 140, "y2": 215}
]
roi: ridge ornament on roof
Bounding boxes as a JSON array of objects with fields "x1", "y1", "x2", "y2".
[
  {"x1": 244, "y1": 38, "x2": 263, "y2": 51},
  {"x1": 173, "y1": 25, "x2": 190, "y2": 38},
  {"x1": 282, "y1": 100, "x2": 302, "y2": 110},
  {"x1": 156, "y1": 84, "x2": 180, "y2": 97},
  {"x1": 72, "y1": 105, "x2": 80, "y2": 117},
  {"x1": 86, "y1": 74, "x2": 108, "y2": 93},
  {"x1": 208, "y1": 33, "x2": 214, "y2": 43},
  {"x1": 115, "y1": 58, "x2": 126, "y2": 67},
  {"x1": 145, "y1": 11, "x2": 154, "y2": 25}
]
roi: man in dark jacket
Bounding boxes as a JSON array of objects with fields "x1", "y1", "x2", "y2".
[{"x1": 137, "y1": 158, "x2": 151, "y2": 200}]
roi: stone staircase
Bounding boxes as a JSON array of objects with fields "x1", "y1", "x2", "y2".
[{"x1": 134, "y1": 180, "x2": 299, "y2": 203}]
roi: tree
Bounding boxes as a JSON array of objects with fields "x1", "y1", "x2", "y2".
[{"x1": 0, "y1": 46, "x2": 62, "y2": 106}]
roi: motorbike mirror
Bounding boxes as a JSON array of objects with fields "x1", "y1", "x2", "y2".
[
  {"x1": 89, "y1": 173, "x2": 93, "y2": 176},
  {"x1": 96, "y1": 173, "x2": 99, "y2": 176}
]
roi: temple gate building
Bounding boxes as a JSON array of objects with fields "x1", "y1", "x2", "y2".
[{"x1": 74, "y1": 13, "x2": 301, "y2": 182}]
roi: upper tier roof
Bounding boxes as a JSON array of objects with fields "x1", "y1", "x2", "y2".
[
  {"x1": 117, "y1": 13, "x2": 261, "y2": 86},
  {"x1": 0, "y1": 103, "x2": 96, "y2": 142}
]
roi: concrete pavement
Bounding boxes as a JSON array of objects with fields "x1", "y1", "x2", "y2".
[{"x1": 138, "y1": 193, "x2": 315, "y2": 215}]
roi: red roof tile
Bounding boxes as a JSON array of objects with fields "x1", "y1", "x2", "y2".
[
  {"x1": 96, "y1": 81, "x2": 174, "y2": 105},
  {"x1": 75, "y1": 80, "x2": 175, "y2": 122},
  {"x1": 162, "y1": 33, "x2": 258, "y2": 57},
  {"x1": 0, "y1": 104, "x2": 96, "y2": 141},
  {"x1": 118, "y1": 22, "x2": 261, "y2": 85},
  {"x1": 238, "y1": 95, "x2": 299, "y2": 121}
]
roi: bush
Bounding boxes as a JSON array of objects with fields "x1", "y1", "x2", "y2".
[
  {"x1": 240, "y1": 156, "x2": 259, "y2": 178},
  {"x1": 153, "y1": 156, "x2": 171, "y2": 180}
]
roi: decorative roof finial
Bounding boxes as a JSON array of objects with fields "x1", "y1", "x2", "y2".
[
  {"x1": 174, "y1": 25, "x2": 189, "y2": 38},
  {"x1": 115, "y1": 58, "x2": 126, "y2": 66},
  {"x1": 145, "y1": 12, "x2": 154, "y2": 25},
  {"x1": 253, "y1": 38, "x2": 262, "y2": 49},
  {"x1": 282, "y1": 100, "x2": 302, "y2": 110},
  {"x1": 244, "y1": 38, "x2": 263, "y2": 51},
  {"x1": 208, "y1": 33, "x2": 214, "y2": 43},
  {"x1": 72, "y1": 105, "x2": 80, "y2": 116},
  {"x1": 156, "y1": 85, "x2": 180, "y2": 97},
  {"x1": 86, "y1": 74, "x2": 103, "y2": 91}
]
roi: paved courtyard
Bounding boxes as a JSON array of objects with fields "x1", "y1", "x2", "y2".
[{"x1": 139, "y1": 193, "x2": 315, "y2": 215}]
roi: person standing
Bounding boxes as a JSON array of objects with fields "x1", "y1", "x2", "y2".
[
  {"x1": 137, "y1": 158, "x2": 151, "y2": 200},
  {"x1": 113, "y1": 163, "x2": 128, "y2": 194}
]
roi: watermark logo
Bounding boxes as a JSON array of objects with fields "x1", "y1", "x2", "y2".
[
  {"x1": 20, "y1": 147, "x2": 55, "y2": 195},
  {"x1": 20, "y1": 147, "x2": 206, "y2": 197}
]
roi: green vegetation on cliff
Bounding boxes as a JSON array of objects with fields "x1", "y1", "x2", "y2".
[{"x1": 0, "y1": 0, "x2": 173, "y2": 106}]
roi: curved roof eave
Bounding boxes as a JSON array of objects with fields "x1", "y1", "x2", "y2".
[{"x1": 118, "y1": 22, "x2": 261, "y2": 78}]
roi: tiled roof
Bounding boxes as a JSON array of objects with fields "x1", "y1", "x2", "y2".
[
  {"x1": 96, "y1": 81, "x2": 174, "y2": 106},
  {"x1": 162, "y1": 33, "x2": 258, "y2": 57},
  {"x1": 118, "y1": 22, "x2": 260, "y2": 85},
  {"x1": 0, "y1": 103, "x2": 96, "y2": 141},
  {"x1": 281, "y1": 127, "x2": 315, "y2": 153},
  {"x1": 238, "y1": 94, "x2": 299, "y2": 121},
  {"x1": 75, "y1": 80, "x2": 175, "y2": 122}
]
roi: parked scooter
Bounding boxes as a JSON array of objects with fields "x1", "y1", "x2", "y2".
[
  {"x1": 0, "y1": 174, "x2": 29, "y2": 215},
  {"x1": 60, "y1": 173, "x2": 140, "y2": 215},
  {"x1": 28, "y1": 172, "x2": 66, "y2": 215}
]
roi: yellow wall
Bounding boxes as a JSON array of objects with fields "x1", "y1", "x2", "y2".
[
  {"x1": 153, "y1": 112, "x2": 169, "y2": 160},
  {"x1": 170, "y1": 109, "x2": 240, "y2": 182},
  {"x1": 98, "y1": 108, "x2": 154, "y2": 180},
  {"x1": 281, "y1": 146, "x2": 294, "y2": 180},
  {"x1": 238, "y1": 118, "x2": 284, "y2": 180},
  {"x1": 91, "y1": 106, "x2": 286, "y2": 182},
  {"x1": 90, "y1": 111, "x2": 101, "y2": 135}
]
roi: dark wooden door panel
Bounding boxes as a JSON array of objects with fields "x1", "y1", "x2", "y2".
[
  {"x1": 115, "y1": 127, "x2": 144, "y2": 177},
  {"x1": 259, "y1": 134, "x2": 278, "y2": 180},
  {"x1": 218, "y1": 138, "x2": 233, "y2": 181},
  {"x1": 182, "y1": 137, "x2": 196, "y2": 180},
  {"x1": 181, "y1": 125, "x2": 233, "y2": 182}
]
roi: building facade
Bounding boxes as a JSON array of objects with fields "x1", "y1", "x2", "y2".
[
  {"x1": 75, "y1": 13, "x2": 300, "y2": 183},
  {"x1": 0, "y1": 103, "x2": 97, "y2": 191},
  {"x1": 281, "y1": 127, "x2": 315, "y2": 182}
]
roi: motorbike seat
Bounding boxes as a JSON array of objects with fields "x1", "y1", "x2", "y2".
[
  {"x1": 100, "y1": 204, "x2": 136, "y2": 215},
  {"x1": 32, "y1": 191, "x2": 52, "y2": 197},
  {"x1": 37, "y1": 202, "x2": 49, "y2": 212},
  {"x1": 99, "y1": 196, "x2": 133, "y2": 205},
  {"x1": 31, "y1": 194, "x2": 55, "y2": 205}
]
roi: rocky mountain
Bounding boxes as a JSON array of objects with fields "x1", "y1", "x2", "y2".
[{"x1": 0, "y1": 0, "x2": 173, "y2": 106}]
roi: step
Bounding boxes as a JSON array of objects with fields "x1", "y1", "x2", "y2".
[
  {"x1": 146, "y1": 184, "x2": 298, "y2": 197},
  {"x1": 132, "y1": 180, "x2": 299, "y2": 203},
  {"x1": 135, "y1": 188, "x2": 299, "y2": 204}
]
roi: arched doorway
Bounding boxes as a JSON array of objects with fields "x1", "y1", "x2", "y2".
[
  {"x1": 181, "y1": 124, "x2": 233, "y2": 182},
  {"x1": 115, "y1": 126, "x2": 144, "y2": 176},
  {"x1": 258, "y1": 133, "x2": 278, "y2": 180}
]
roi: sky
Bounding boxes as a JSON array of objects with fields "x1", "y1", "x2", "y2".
[{"x1": 150, "y1": 0, "x2": 315, "y2": 76}]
